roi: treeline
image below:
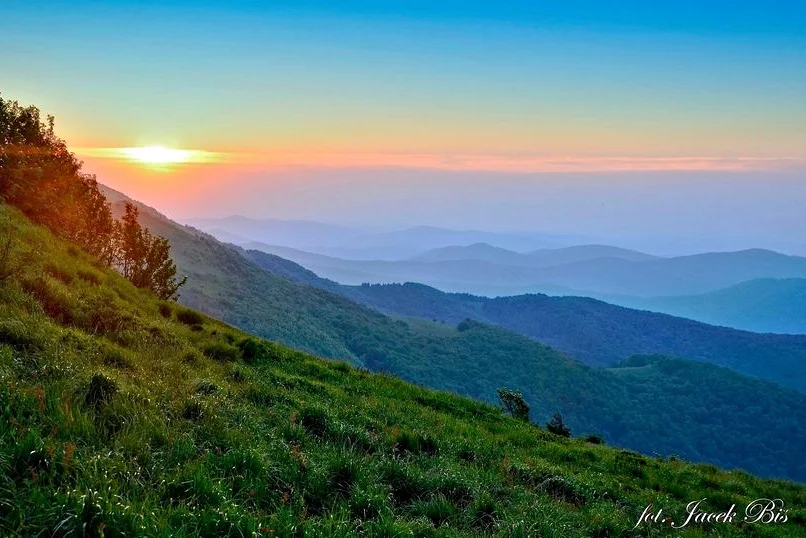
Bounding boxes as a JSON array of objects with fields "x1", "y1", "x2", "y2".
[{"x1": 0, "y1": 94, "x2": 185, "y2": 299}]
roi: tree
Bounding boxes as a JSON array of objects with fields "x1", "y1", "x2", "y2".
[
  {"x1": 546, "y1": 412, "x2": 571, "y2": 437},
  {"x1": 497, "y1": 388, "x2": 530, "y2": 422},
  {"x1": 0, "y1": 95, "x2": 114, "y2": 257},
  {"x1": 114, "y1": 202, "x2": 186, "y2": 300},
  {"x1": 1, "y1": 94, "x2": 186, "y2": 300}
]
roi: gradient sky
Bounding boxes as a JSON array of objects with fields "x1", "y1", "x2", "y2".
[{"x1": 2, "y1": 1, "x2": 805, "y2": 251}]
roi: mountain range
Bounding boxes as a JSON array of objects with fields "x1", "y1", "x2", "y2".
[
  {"x1": 244, "y1": 250, "x2": 806, "y2": 393},
  {"x1": 240, "y1": 241, "x2": 806, "y2": 300},
  {"x1": 607, "y1": 278, "x2": 806, "y2": 334},
  {"x1": 4, "y1": 201, "x2": 805, "y2": 535},
  {"x1": 97, "y1": 186, "x2": 806, "y2": 480},
  {"x1": 185, "y1": 216, "x2": 596, "y2": 260}
]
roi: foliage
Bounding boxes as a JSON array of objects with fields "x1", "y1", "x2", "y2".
[
  {"x1": 546, "y1": 412, "x2": 571, "y2": 438},
  {"x1": 254, "y1": 259, "x2": 806, "y2": 395},
  {"x1": 0, "y1": 206, "x2": 803, "y2": 536},
  {"x1": 0, "y1": 94, "x2": 185, "y2": 299},
  {"x1": 497, "y1": 387, "x2": 530, "y2": 422},
  {"x1": 200, "y1": 249, "x2": 806, "y2": 481},
  {"x1": 114, "y1": 202, "x2": 186, "y2": 300},
  {"x1": 176, "y1": 307, "x2": 205, "y2": 327}
]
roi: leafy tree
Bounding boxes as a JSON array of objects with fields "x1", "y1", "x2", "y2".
[
  {"x1": 115, "y1": 202, "x2": 186, "y2": 300},
  {"x1": 497, "y1": 388, "x2": 530, "y2": 422},
  {"x1": 1, "y1": 94, "x2": 185, "y2": 300},
  {"x1": 0, "y1": 95, "x2": 115, "y2": 257},
  {"x1": 546, "y1": 412, "x2": 571, "y2": 437}
]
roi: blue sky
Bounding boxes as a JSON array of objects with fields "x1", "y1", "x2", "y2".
[{"x1": 1, "y1": 1, "x2": 805, "y2": 250}]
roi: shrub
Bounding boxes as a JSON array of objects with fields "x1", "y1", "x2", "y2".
[
  {"x1": 202, "y1": 342, "x2": 240, "y2": 362},
  {"x1": 22, "y1": 276, "x2": 75, "y2": 325},
  {"x1": 194, "y1": 379, "x2": 219, "y2": 395},
  {"x1": 497, "y1": 388, "x2": 530, "y2": 422},
  {"x1": 585, "y1": 434, "x2": 604, "y2": 445},
  {"x1": 176, "y1": 308, "x2": 204, "y2": 327},
  {"x1": 102, "y1": 346, "x2": 134, "y2": 370},
  {"x1": 393, "y1": 431, "x2": 439, "y2": 457},
  {"x1": 158, "y1": 302, "x2": 172, "y2": 318},
  {"x1": 546, "y1": 413, "x2": 571, "y2": 437},
  {"x1": 182, "y1": 399, "x2": 204, "y2": 421},
  {"x1": 76, "y1": 269, "x2": 102, "y2": 285},
  {"x1": 85, "y1": 373, "x2": 118, "y2": 409},
  {"x1": 44, "y1": 263, "x2": 74, "y2": 284},
  {"x1": 237, "y1": 338, "x2": 263, "y2": 364},
  {"x1": 536, "y1": 476, "x2": 585, "y2": 506},
  {"x1": 298, "y1": 407, "x2": 329, "y2": 437}
]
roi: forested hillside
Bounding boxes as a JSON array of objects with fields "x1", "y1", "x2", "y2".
[
  {"x1": 2, "y1": 203, "x2": 806, "y2": 535},
  {"x1": 245, "y1": 250, "x2": 806, "y2": 394},
  {"x1": 79, "y1": 192, "x2": 806, "y2": 480},
  {"x1": 611, "y1": 278, "x2": 806, "y2": 334}
]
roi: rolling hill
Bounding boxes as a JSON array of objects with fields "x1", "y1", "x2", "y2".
[
  {"x1": 81, "y1": 188, "x2": 806, "y2": 480},
  {"x1": 190, "y1": 216, "x2": 594, "y2": 260},
  {"x1": 4, "y1": 202, "x2": 805, "y2": 536},
  {"x1": 412, "y1": 243, "x2": 657, "y2": 266},
  {"x1": 609, "y1": 278, "x2": 806, "y2": 335},
  {"x1": 244, "y1": 241, "x2": 806, "y2": 298},
  {"x1": 245, "y1": 250, "x2": 806, "y2": 395}
]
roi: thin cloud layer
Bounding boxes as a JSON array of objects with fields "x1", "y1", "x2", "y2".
[{"x1": 74, "y1": 148, "x2": 805, "y2": 174}]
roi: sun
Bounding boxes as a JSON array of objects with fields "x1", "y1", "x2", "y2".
[{"x1": 122, "y1": 145, "x2": 193, "y2": 164}]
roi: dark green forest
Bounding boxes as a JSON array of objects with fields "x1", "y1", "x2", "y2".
[{"x1": 245, "y1": 251, "x2": 806, "y2": 394}]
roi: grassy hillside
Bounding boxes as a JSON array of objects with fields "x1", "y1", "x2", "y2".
[
  {"x1": 1, "y1": 204, "x2": 805, "y2": 536},
  {"x1": 245, "y1": 251, "x2": 806, "y2": 395},
  {"x1": 85, "y1": 194, "x2": 806, "y2": 481}
]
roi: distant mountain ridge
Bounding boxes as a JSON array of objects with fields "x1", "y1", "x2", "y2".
[
  {"x1": 245, "y1": 249, "x2": 806, "y2": 394},
  {"x1": 187, "y1": 215, "x2": 597, "y2": 260},
  {"x1": 97, "y1": 186, "x2": 806, "y2": 478},
  {"x1": 609, "y1": 278, "x2": 806, "y2": 334},
  {"x1": 245, "y1": 241, "x2": 806, "y2": 298},
  {"x1": 412, "y1": 243, "x2": 657, "y2": 266}
]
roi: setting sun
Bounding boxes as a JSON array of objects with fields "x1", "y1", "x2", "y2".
[
  {"x1": 73, "y1": 145, "x2": 224, "y2": 168},
  {"x1": 122, "y1": 145, "x2": 193, "y2": 164}
]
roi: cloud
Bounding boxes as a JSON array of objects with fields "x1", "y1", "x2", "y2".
[
  {"x1": 73, "y1": 147, "x2": 226, "y2": 165},
  {"x1": 73, "y1": 147, "x2": 805, "y2": 173}
]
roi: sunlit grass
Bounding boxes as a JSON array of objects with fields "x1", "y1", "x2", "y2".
[{"x1": 0, "y1": 204, "x2": 804, "y2": 536}]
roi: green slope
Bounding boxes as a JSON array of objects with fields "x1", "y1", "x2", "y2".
[
  {"x1": 96, "y1": 192, "x2": 806, "y2": 481},
  {"x1": 2, "y1": 204, "x2": 805, "y2": 537},
  {"x1": 244, "y1": 250, "x2": 806, "y2": 394}
]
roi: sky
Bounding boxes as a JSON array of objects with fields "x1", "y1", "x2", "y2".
[{"x1": 2, "y1": 1, "x2": 805, "y2": 252}]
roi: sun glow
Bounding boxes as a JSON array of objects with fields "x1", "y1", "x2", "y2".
[
  {"x1": 73, "y1": 145, "x2": 224, "y2": 169},
  {"x1": 122, "y1": 145, "x2": 193, "y2": 164}
]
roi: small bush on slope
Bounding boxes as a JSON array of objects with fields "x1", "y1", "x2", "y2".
[{"x1": 0, "y1": 205, "x2": 803, "y2": 536}]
